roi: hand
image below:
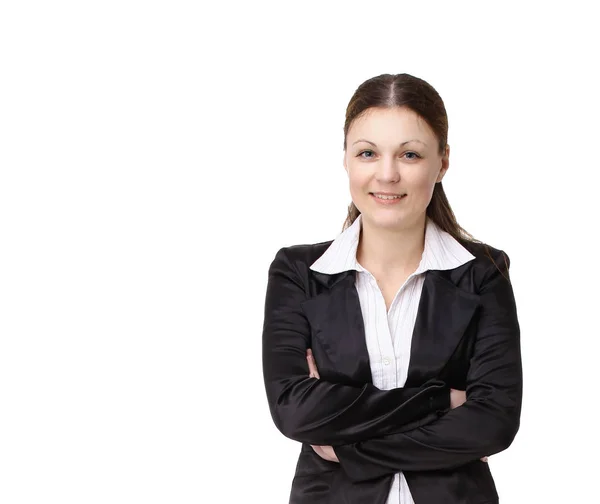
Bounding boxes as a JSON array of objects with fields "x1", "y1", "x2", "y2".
[
  {"x1": 451, "y1": 388, "x2": 489, "y2": 463},
  {"x1": 450, "y1": 388, "x2": 466, "y2": 409},
  {"x1": 311, "y1": 444, "x2": 339, "y2": 463}
]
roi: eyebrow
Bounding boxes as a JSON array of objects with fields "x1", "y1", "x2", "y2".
[{"x1": 352, "y1": 139, "x2": 427, "y2": 147}]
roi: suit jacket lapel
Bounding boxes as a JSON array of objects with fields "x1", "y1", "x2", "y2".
[
  {"x1": 405, "y1": 270, "x2": 481, "y2": 386},
  {"x1": 302, "y1": 268, "x2": 481, "y2": 387},
  {"x1": 301, "y1": 270, "x2": 373, "y2": 385}
]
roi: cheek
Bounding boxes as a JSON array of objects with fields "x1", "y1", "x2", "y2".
[
  {"x1": 409, "y1": 173, "x2": 437, "y2": 196},
  {"x1": 413, "y1": 177, "x2": 434, "y2": 192},
  {"x1": 347, "y1": 170, "x2": 369, "y2": 193}
]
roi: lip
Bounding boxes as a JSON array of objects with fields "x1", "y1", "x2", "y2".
[
  {"x1": 370, "y1": 193, "x2": 407, "y2": 205},
  {"x1": 370, "y1": 192, "x2": 405, "y2": 196}
]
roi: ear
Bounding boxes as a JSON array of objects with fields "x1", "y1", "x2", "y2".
[{"x1": 436, "y1": 144, "x2": 450, "y2": 183}]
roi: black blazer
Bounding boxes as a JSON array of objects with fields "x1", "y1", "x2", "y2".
[{"x1": 262, "y1": 237, "x2": 522, "y2": 504}]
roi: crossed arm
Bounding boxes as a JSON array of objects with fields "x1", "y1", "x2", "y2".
[
  {"x1": 262, "y1": 247, "x2": 522, "y2": 477},
  {"x1": 307, "y1": 351, "x2": 489, "y2": 464}
]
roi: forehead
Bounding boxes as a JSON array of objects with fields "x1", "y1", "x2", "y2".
[{"x1": 348, "y1": 107, "x2": 434, "y2": 142}]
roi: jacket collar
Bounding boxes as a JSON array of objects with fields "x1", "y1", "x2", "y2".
[{"x1": 309, "y1": 213, "x2": 475, "y2": 276}]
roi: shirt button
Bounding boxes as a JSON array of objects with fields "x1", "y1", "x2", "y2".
[{"x1": 383, "y1": 357, "x2": 391, "y2": 365}]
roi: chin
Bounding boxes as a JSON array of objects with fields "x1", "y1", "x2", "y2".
[{"x1": 365, "y1": 212, "x2": 406, "y2": 227}]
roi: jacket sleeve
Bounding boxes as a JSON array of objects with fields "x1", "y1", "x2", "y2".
[
  {"x1": 334, "y1": 251, "x2": 522, "y2": 479},
  {"x1": 262, "y1": 247, "x2": 451, "y2": 446}
]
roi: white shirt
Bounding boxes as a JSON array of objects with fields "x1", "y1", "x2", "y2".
[{"x1": 309, "y1": 214, "x2": 475, "y2": 504}]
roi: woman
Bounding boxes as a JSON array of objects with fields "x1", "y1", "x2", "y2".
[{"x1": 262, "y1": 73, "x2": 522, "y2": 504}]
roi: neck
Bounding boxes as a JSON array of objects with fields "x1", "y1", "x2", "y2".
[{"x1": 356, "y1": 214, "x2": 427, "y2": 276}]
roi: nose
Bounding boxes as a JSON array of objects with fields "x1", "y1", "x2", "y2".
[{"x1": 375, "y1": 155, "x2": 400, "y2": 183}]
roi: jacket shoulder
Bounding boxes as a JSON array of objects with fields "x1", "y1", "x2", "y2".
[
  {"x1": 267, "y1": 241, "x2": 334, "y2": 295},
  {"x1": 458, "y1": 238, "x2": 510, "y2": 270},
  {"x1": 270, "y1": 240, "x2": 333, "y2": 275},
  {"x1": 455, "y1": 238, "x2": 512, "y2": 292}
]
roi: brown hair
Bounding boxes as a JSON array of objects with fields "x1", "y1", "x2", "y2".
[{"x1": 341, "y1": 73, "x2": 508, "y2": 277}]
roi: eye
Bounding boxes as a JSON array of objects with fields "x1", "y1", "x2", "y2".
[
  {"x1": 357, "y1": 150, "x2": 375, "y2": 159},
  {"x1": 404, "y1": 151, "x2": 421, "y2": 160},
  {"x1": 357, "y1": 150, "x2": 422, "y2": 160}
]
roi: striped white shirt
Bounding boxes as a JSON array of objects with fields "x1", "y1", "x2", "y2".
[{"x1": 309, "y1": 214, "x2": 475, "y2": 504}]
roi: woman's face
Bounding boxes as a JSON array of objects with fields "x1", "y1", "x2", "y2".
[{"x1": 344, "y1": 106, "x2": 449, "y2": 230}]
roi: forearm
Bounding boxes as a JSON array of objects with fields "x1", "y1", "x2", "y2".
[
  {"x1": 335, "y1": 393, "x2": 521, "y2": 480},
  {"x1": 266, "y1": 364, "x2": 450, "y2": 445}
]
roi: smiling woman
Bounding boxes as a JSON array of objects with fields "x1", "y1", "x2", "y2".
[{"x1": 262, "y1": 73, "x2": 521, "y2": 504}]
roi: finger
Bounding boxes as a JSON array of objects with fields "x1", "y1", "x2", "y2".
[
  {"x1": 307, "y1": 350, "x2": 320, "y2": 379},
  {"x1": 327, "y1": 447, "x2": 339, "y2": 463},
  {"x1": 480, "y1": 456, "x2": 489, "y2": 462},
  {"x1": 315, "y1": 445, "x2": 332, "y2": 461},
  {"x1": 307, "y1": 352, "x2": 316, "y2": 374}
]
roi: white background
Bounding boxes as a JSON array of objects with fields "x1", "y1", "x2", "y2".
[{"x1": 1, "y1": 1, "x2": 599, "y2": 503}]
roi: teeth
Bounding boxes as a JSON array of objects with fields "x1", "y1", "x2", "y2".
[{"x1": 373, "y1": 194, "x2": 405, "y2": 200}]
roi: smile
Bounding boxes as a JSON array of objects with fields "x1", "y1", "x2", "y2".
[{"x1": 370, "y1": 193, "x2": 407, "y2": 204}]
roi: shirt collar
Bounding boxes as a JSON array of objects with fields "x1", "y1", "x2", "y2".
[{"x1": 309, "y1": 213, "x2": 475, "y2": 275}]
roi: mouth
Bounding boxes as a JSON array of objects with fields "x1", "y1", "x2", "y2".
[{"x1": 370, "y1": 192, "x2": 407, "y2": 202}]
